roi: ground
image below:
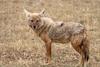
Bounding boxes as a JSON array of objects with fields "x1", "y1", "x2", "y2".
[{"x1": 0, "y1": 0, "x2": 100, "y2": 67}]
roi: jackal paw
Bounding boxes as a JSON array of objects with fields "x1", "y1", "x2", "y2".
[
  {"x1": 75, "y1": 64, "x2": 80, "y2": 67},
  {"x1": 39, "y1": 60, "x2": 51, "y2": 65},
  {"x1": 75, "y1": 63, "x2": 84, "y2": 67},
  {"x1": 39, "y1": 57, "x2": 52, "y2": 65}
]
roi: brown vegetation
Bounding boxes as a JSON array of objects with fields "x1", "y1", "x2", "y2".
[{"x1": 0, "y1": 0, "x2": 100, "y2": 67}]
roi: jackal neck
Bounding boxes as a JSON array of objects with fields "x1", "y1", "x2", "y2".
[{"x1": 34, "y1": 17, "x2": 53, "y2": 36}]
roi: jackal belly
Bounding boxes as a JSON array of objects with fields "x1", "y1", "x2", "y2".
[{"x1": 52, "y1": 37, "x2": 70, "y2": 43}]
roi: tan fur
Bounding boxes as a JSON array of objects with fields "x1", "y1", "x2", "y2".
[{"x1": 24, "y1": 10, "x2": 89, "y2": 67}]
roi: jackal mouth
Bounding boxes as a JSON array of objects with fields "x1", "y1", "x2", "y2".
[
  {"x1": 29, "y1": 24, "x2": 36, "y2": 29},
  {"x1": 33, "y1": 26, "x2": 36, "y2": 29}
]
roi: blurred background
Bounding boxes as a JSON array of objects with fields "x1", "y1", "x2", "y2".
[{"x1": 0, "y1": 0, "x2": 100, "y2": 67}]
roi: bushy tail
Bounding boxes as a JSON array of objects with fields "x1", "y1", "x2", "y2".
[{"x1": 81, "y1": 37, "x2": 89, "y2": 61}]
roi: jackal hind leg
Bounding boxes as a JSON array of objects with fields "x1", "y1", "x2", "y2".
[
  {"x1": 70, "y1": 34, "x2": 85, "y2": 67},
  {"x1": 72, "y1": 45, "x2": 84, "y2": 67}
]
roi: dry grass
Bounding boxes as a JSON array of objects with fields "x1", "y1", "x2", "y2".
[{"x1": 0, "y1": 0, "x2": 100, "y2": 67}]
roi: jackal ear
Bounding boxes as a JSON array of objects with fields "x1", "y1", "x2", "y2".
[
  {"x1": 24, "y1": 9, "x2": 32, "y2": 18},
  {"x1": 39, "y1": 9, "x2": 45, "y2": 16}
]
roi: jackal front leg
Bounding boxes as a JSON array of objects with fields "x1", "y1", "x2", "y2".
[{"x1": 40, "y1": 33, "x2": 52, "y2": 64}]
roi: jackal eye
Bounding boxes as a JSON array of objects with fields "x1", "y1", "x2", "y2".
[
  {"x1": 30, "y1": 20, "x2": 34, "y2": 22},
  {"x1": 36, "y1": 19, "x2": 40, "y2": 22},
  {"x1": 36, "y1": 20, "x2": 39, "y2": 22}
]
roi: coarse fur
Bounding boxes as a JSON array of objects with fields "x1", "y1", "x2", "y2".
[{"x1": 24, "y1": 9, "x2": 89, "y2": 67}]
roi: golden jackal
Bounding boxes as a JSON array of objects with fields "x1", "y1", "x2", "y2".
[{"x1": 24, "y1": 9, "x2": 89, "y2": 67}]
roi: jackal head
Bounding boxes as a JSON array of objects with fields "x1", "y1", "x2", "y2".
[{"x1": 24, "y1": 9, "x2": 45, "y2": 29}]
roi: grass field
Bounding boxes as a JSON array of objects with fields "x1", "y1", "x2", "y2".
[{"x1": 0, "y1": 0, "x2": 100, "y2": 67}]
